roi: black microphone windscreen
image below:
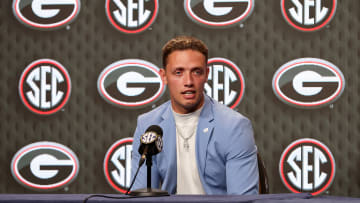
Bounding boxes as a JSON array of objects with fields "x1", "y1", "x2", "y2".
[{"x1": 145, "y1": 125, "x2": 163, "y2": 136}]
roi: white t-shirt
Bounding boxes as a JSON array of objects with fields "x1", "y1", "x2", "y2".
[{"x1": 172, "y1": 106, "x2": 205, "y2": 194}]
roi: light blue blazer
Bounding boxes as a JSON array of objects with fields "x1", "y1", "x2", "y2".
[{"x1": 131, "y1": 95, "x2": 259, "y2": 195}]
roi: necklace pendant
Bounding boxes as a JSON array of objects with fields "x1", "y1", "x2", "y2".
[{"x1": 184, "y1": 141, "x2": 189, "y2": 151}]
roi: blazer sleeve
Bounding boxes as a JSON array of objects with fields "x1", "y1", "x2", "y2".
[
  {"x1": 130, "y1": 117, "x2": 161, "y2": 190},
  {"x1": 225, "y1": 117, "x2": 259, "y2": 195}
]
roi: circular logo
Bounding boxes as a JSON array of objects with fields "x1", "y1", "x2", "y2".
[
  {"x1": 184, "y1": 0, "x2": 254, "y2": 28},
  {"x1": 205, "y1": 58, "x2": 245, "y2": 109},
  {"x1": 97, "y1": 59, "x2": 165, "y2": 108},
  {"x1": 104, "y1": 138, "x2": 133, "y2": 193},
  {"x1": 11, "y1": 141, "x2": 79, "y2": 191},
  {"x1": 279, "y1": 138, "x2": 335, "y2": 195},
  {"x1": 105, "y1": 0, "x2": 159, "y2": 34},
  {"x1": 141, "y1": 131, "x2": 158, "y2": 144},
  {"x1": 281, "y1": 0, "x2": 337, "y2": 31},
  {"x1": 19, "y1": 59, "x2": 71, "y2": 115},
  {"x1": 12, "y1": 0, "x2": 81, "y2": 30},
  {"x1": 272, "y1": 58, "x2": 345, "y2": 109}
]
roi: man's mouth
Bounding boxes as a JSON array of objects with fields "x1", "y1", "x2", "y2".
[
  {"x1": 182, "y1": 90, "x2": 195, "y2": 95},
  {"x1": 182, "y1": 90, "x2": 196, "y2": 98}
]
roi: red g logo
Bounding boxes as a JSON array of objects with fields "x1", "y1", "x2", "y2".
[
  {"x1": 11, "y1": 142, "x2": 79, "y2": 191},
  {"x1": 12, "y1": 0, "x2": 81, "y2": 30},
  {"x1": 184, "y1": 0, "x2": 254, "y2": 28},
  {"x1": 272, "y1": 58, "x2": 345, "y2": 109},
  {"x1": 97, "y1": 59, "x2": 165, "y2": 108}
]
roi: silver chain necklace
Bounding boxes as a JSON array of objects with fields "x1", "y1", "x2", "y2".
[{"x1": 176, "y1": 125, "x2": 196, "y2": 152}]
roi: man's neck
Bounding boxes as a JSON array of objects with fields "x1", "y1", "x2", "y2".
[{"x1": 171, "y1": 99, "x2": 205, "y2": 114}]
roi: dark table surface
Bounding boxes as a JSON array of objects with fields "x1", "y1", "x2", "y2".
[{"x1": 0, "y1": 193, "x2": 359, "y2": 203}]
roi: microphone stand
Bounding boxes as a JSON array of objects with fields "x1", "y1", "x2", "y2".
[{"x1": 129, "y1": 155, "x2": 169, "y2": 197}]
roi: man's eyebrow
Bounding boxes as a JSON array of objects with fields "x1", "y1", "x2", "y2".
[{"x1": 192, "y1": 66, "x2": 205, "y2": 70}]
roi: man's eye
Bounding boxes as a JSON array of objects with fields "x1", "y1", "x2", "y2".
[
  {"x1": 175, "y1": 71, "x2": 182, "y2": 75},
  {"x1": 194, "y1": 70, "x2": 203, "y2": 75}
]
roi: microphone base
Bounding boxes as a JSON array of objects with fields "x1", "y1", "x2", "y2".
[{"x1": 129, "y1": 188, "x2": 169, "y2": 197}]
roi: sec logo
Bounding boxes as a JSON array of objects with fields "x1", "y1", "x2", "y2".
[
  {"x1": 205, "y1": 58, "x2": 245, "y2": 109},
  {"x1": 279, "y1": 138, "x2": 335, "y2": 195},
  {"x1": 97, "y1": 59, "x2": 165, "y2": 108},
  {"x1": 141, "y1": 131, "x2": 158, "y2": 144},
  {"x1": 272, "y1": 58, "x2": 345, "y2": 109},
  {"x1": 105, "y1": 0, "x2": 159, "y2": 34},
  {"x1": 281, "y1": 0, "x2": 337, "y2": 31},
  {"x1": 104, "y1": 138, "x2": 133, "y2": 193},
  {"x1": 11, "y1": 141, "x2": 79, "y2": 191},
  {"x1": 19, "y1": 59, "x2": 71, "y2": 115},
  {"x1": 12, "y1": 0, "x2": 81, "y2": 30},
  {"x1": 184, "y1": 0, "x2": 254, "y2": 28}
]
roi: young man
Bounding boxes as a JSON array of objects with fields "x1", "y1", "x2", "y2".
[{"x1": 131, "y1": 36, "x2": 259, "y2": 195}]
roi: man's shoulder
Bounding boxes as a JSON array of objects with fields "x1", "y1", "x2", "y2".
[
  {"x1": 138, "y1": 100, "x2": 171, "y2": 122},
  {"x1": 209, "y1": 97, "x2": 249, "y2": 123}
]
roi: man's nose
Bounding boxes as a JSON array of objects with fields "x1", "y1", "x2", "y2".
[{"x1": 184, "y1": 72, "x2": 194, "y2": 86}]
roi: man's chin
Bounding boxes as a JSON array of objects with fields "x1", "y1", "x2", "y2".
[{"x1": 183, "y1": 102, "x2": 202, "y2": 112}]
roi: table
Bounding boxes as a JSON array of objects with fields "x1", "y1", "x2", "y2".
[{"x1": 0, "y1": 193, "x2": 359, "y2": 203}]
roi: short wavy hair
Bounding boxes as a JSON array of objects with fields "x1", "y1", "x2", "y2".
[{"x1": 162, "y1": 36, "x2": 208, "y2": 68}]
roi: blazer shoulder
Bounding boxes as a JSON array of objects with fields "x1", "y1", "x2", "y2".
[
  {"x1": 138, "y1": 100, "x2": 171, "y2": 123},
  {"x1": 211, "y1": 99, "x2": 250, "y2": 123}
]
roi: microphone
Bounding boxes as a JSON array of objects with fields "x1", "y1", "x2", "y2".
[
  {"x1": 129, "y1": 125, "x2": 169, "y2": 197},
  {"x1": 138, "y1": 125, "x2": 163, "y2": 166}
]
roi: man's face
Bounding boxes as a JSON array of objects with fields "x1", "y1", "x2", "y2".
[{"x1": 160, "y1": 49, "x2": 209, "y2": 114}]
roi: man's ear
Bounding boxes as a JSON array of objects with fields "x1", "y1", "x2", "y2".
[
  {"x1": 205, "y1": 66, "x2": 210, "y2": 80},
  {"x1": 159, "y1": 68, "x2": 167, "y2": 85}
]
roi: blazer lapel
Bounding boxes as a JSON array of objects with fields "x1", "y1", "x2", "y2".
[
  {"x1": 159, "y1": 104, "x2": 177, "y2": 191},
  {"x1": 196, "y1": 96, "x2": 215, "y2": 178}
]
